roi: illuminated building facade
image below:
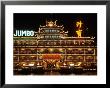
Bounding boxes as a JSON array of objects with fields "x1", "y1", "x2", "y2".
[{"x1": 13, "y1": 20, "x2": 97, "y2": 73}]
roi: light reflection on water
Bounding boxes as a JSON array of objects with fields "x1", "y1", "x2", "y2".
[{"x1": 14, "y1": 70, "x2": 97, "y2": 75}]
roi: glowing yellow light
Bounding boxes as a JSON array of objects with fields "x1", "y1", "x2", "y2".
[
  {"x1": 49, "y1": 23, "x2": 53, "y2": 27},
  {"x1": 21, "y1": 48, "x2": 25, "y2": 50},
  {"x1": 78, "y1": 62, "x2": 81, "y2": 66},
  {"x1": 49, "y1": 48, "x2": 53, "y2": 52},
  {"x1": 70, "y1": 63, "x2": 74, "y2": 66},
  {"x1": 48, "y1": 21, "x2": 54, "y2": 27},
  {"x1": 23, "y1": 63, "x2": 26, "y2": 66},
  {"x1": 37, "y1": 63, "x2": 40, "y2": 65},
  {"x1": 59, "y1": 48, "x2": 63, "y2": 51},
  {"x1": 76, "y1": 20, "x2": 83, "y2": 37},
  {"x1": 76, "y1": 20, "x2": 83, "y2": 28},
  {"x1": 31, "y1": 56, "x2": 35, "y2": 57},
  {"x1": 88, "y1": 48, "x2": 92, "y2": 51},
  {"x1": 63, "y1": 63, "x2": 66, "y2": 66},
  {"x1": 40, "y1": 49, "x2": 44, "y2": 52},
  {"x1": 29, "y1": 63, "x2": 34, "y2": 66},
  {"x1": 78, "y1": 48, "x2": 82, "y2": 50},
  {"x1": 68, "y1": 48, "x2": 72, "y2": 50},
  {"x1": 76, "y1": 29, "x2": 82, "y2": 37},
  {"x1": 75, "y1": 62, "x2": 81, "y2": 66}
]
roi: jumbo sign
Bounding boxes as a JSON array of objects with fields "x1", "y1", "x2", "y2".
[{"x1": 14, "y1": 30, "x2": 35, "y2": 36}]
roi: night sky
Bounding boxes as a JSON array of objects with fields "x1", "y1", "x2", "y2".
[{"x1": 14, "y1": 13, "x2": 97, "y2": 42}]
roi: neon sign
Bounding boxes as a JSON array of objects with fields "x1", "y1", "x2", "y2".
[
  {"x1": 14, "y1": 30, "x2": 35, "y2": 36},
  {"x1": 76, "y1": 20, "x2": 83, "y2": 37}
]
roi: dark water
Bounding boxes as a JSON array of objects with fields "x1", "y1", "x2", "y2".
[{"x1": 14, "y1": 69, "x2": 97, "y2": 75}]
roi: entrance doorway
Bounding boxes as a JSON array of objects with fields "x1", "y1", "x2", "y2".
[
  {"x1": 47, "y1": 62, "x2": 55, "y2": 70},
  {"x1": 45, "y1": 60, "x2": 56, "y2": 71},
  {"x1": 42, "y1": 54, "x2": 61, "y2": 70}
]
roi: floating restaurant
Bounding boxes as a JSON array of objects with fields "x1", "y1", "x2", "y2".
[{"x1": 13, "y1": 20, "x2": 97, "y2": 74}]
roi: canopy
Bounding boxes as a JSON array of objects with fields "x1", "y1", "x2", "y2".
[{"x1": 42, "y1": 54, "x2": 61, "y2": 59}]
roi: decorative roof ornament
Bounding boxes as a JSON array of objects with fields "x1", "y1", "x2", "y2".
[
  {"x1": 46, "y1": 20, "x2": 57, "y2": 27},
  {"x1": 48, "y1": 21, "x2": 54, "y2": 27}
]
